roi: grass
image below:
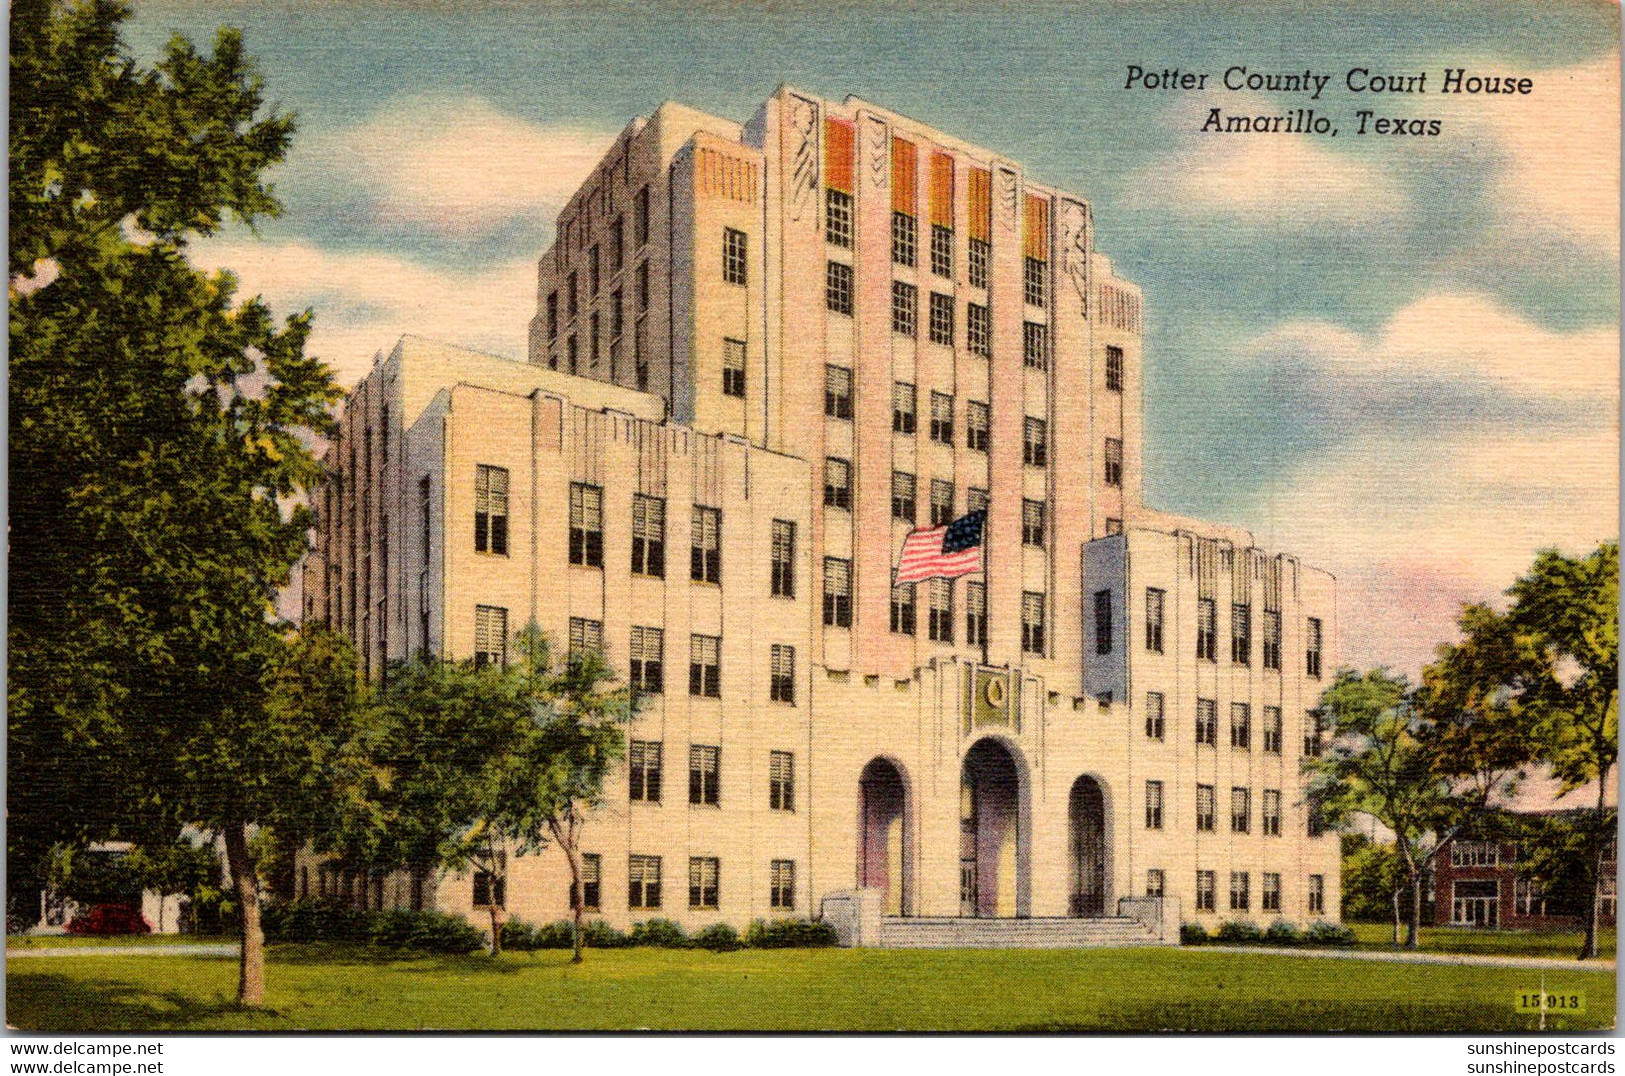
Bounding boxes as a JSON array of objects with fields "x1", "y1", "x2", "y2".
[
  {"x1": 6, "y1": 934, "x2": 234, "y2": 950},
  {"x1": 6, "y1": 943, "x2": 1614, "y2": 1032},
  {"x1": 1347, "y1": 922, "x2": 1617, "y2": 959}
]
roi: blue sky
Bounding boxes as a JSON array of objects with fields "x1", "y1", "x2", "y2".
[{"x1": 127, "y1": 0, "x2": 1620, "y2": 675}]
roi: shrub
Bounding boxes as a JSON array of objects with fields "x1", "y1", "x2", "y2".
[
  {"x1": 1263, "y1": 920, "x2": 1302, "y2": 946},
  {"x1": 1214, "y1": 919, "x2": 1262, "y2": 944},
  {"x1": 532, "y1": 920, "x2": 577, "y2": 949},
  {"x1": 1304, "y1": 921, "x2": 1357, "y2": 948},
  {"x1": 66, "y1": 904, "x2": 152, "y2": 936},
  {"x1": 692, "y1": 923, "x2": 743, "y2": 952},
  {"x1": 499, "y1": 918, "x2": 538, "y2": 951},
  {"x1": 630, "y1": 917, "x2": 690, "y2": 948},
  {"x1": 261, "y1": 899, "x2": 482, "y2": 954},
  {"x1": 1178, "y1": 922, "x2": 1209, "y2": 945},
  {"x1": 579, "y1": 919, "x2": 633, "y2": 948},
  {"x1": 745, "y1": 917, "x2": 840, "y2": 948}
]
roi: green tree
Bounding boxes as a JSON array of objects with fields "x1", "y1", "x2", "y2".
[
  {"x1": 1339, "y1": 832, "x2": 1408, "y2": 934},
  {"x1": 125, "y1": 838, "x2": 220, "y2": 933}
]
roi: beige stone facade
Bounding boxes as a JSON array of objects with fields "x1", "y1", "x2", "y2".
[{"x1": 302, "y1": 87, "x2": 1340, "y2": 935}]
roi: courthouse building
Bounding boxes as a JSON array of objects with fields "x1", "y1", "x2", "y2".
[{"x1": 301, "y1": 87, "x2": 1341, "y2": 944}]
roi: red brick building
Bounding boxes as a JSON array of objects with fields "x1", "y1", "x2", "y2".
[{"x1": 1433, "y1": 829, "x2": 1616, "y2": 930}]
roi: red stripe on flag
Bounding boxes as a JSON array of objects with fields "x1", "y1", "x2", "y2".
[{"x1": 895, "y1": 525, "x2": 983, "y2": 584}]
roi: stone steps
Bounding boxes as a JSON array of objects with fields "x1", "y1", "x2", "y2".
[{"x1": 876, "y1": 915, "x2": 1166, "y2": 949}]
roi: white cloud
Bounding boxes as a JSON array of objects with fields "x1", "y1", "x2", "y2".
[{"x1": 301, "y1": 96, "x2": 617, "y2": 239}]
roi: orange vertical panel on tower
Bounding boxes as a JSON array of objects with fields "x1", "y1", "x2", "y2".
[
  {"x1": 825, "y1": 117, "x2": 854, "y2": 193},
  {"x1": 929, "y1": 151, "x2": 954, "y2": 226},
  {"x1": 968, "y1": 167, "x2": 991, "y2": 241},
  {"x1": 1024, "y1": 193, "x2": 1049, "y2": 261},
  {"x1": 892, "y1": 137, "x2": 917, "y2": 214}
]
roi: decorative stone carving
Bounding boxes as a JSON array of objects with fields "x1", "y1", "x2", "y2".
[
  {"x1": 864, "y1": 115, "x2": 888, "y2": 189},
  {"x1": 789, "y1": 94, "x2": 819, "y2": 223},
  {"x1": 1060, "y1": 198, "x2": 1091, "y2": 317}
]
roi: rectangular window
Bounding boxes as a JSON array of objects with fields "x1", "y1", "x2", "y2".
[
  {"x1": 1144, "y1": 691, "x2": 1165, "y2": 740},
  {"x1": 892, "y1": 210, "x2": 916, "y2": 266},
  {"x1": 823, "y1": 457, "x2": 852, "y2": 511},
  {"x1": 1023, "y1": 416, "x2": 1047, "y2": 467},
  {"x1": 893, "y1": 381, "x2": 917, "y2": 434},
  {"x1": 631, "y1": 494, "x2": 666, "y2": 577},
  {"x1": 1451, "y1": 840, "x2": 1501, "y2": 868},
  {"x1": 769, "y1": 751, "x2": 795, "y2": 811},
  {"x1": 1231, "y1": 603, "x2": 1251, "y2": 665},
  {"x1": 636, "y1": 261, "x2": 650, "y2": 313},
  {"x1": 546, "y1": 292, "x2": 559, "y2": 341},
  {"x1": 628, "y1": 740, "x2": 662, "y2": 803},
  {"x1": 578, "y1": 853, "x2": 601, "y2": 911},
  {"x1": 691, "y1": 506, "x2": 721, "y2": 584},
  {"x1": 689, "y1": 634, "x2": 721, "y2": 698},
  {"x1": 567, "y1": 272, "x2": 579, "y2": 319},
  {"x1": 1263, "y1": 789, "x2": 1282, "y2": 836},
  {"x1": 892, "y1": 281, "x2": 917, "y2": 336},
  {"x1": 1304, "y1": 710, "x2": 1325, "y2": 758},
  {"x1": 569, "y1": 483, "x2": 603, "y2": 568},
  {"x1": 630, "y1": 626, "x2": 664, "y2": 695},
  {"x1": 1145, "y1": 780, "x2": 1164, "y2": 829},
  {"x1": 968, "y1": 237, "x2": 990, "y2": 289},
  {"x1": 967, "y1": 487, "x2": 989, "y2": 514},
  {"x1": 629, "y1": 855, "x2": 661, "y2": 909},
  {"x1": 1094, "y1": 589, "x2": 1113, "y2": 655},
  {"x1": 890, "y1": 582, "x2": 917, "y2": 636},
  {"x1": 891, "y1": 471, "x2": 917, "y2": 523},
  {"x1": 1196, "y1": 870, "x2": 1216, "y2": 912},
  {"x1": 590, "y1": 312, "x2": 601, "y2": 369},
  {"x1": 825, "y1": 188, "x2": 852, "y2": 248},
  {"x1": 1231, "y1": 787, "x2": 1251, "y2": 833},
  {"x1": 1308, "y1": 874, "x2": 1325, "y2": 915},
  {"x1": 1263, "y1": 706, "x2": 1283, "y2": 754},
  {"x1": 966, "y1": 302, "x2": 990, "y2": 357},
  {"x1": 1230, "y1": 703, "x2": 1251, "y2": 750},
  {"x1": 1196, "y1": 784, "x2": 1216, "y2": 831},
  {"x1": 1021, "y1": 591, "x2": 1046, "y2": 655},
  {"x1": 1306, "y1": 617, "x2": 1323, "y2": 678},
  {"x1": 1229, "y1": 871, "x2": 1250, "y2": 912},
  {"x1": 723, "y1": 228, "x2": 747, "y2": 285},
  {"x1": 1262, "y1": 872, "x2": 1282, "y2": 912},
  {"x1": 1145, "y1": 588, "x2": 1165, "y2": 652},
  {"x1": 967, "y1": 401, "x2": 991, "y2": 452},
  {"x1": 930, "y1": 391, "x2": 955, "y2": 444},
  {"x1": 826, "y1": 260, "x2": 853, "y2": 315},
  {"x1": 1105, "y1": 345, "x2": 1124, "y2": 392},
  {"x1": 610, "y1": 216, "x2": 624, "y2": 271},
  {"x1": 688, "y1": 857, "x2": 719, "y2": 910},
  {"x1": 1023, "y1": 255, "x2": 1046, "y2": 307},
  {"x1": 589, "y1": 244, "x2": 600, "y2": 296},
  {"x1": 1307, "y1": 794, "x2": 1327, "y2": 838},
  {"x1": 474, "y1": 605, "x2": 507, "y2": 668},
  {"x1": 1103, "y1": 438, "x2": 1124, "y2": 487},
  {"x1": 689, "y1": 745, "x2": 720, "y2": 806},
  {"x1": 474, "y1": 465, "x2": 510, "y2": 555},
  {"x1": 825, "y1": 364, "x2": 853, "y2": 419},
  {"x1": 1012, "y1": 499, "x2": 1043, "y2": 550},
  {"x1": 1196, "y1": 698, "x2": 1217, "y2": 746},
  {"x1": 823, "y1": 557, "x2": 853, "y2": 628},
  {"x1": 928, "y1": 292, "x2": 954, "y2": 346},
  {"x1": 770, "y1": 644, "x2": 796, "y2": 704},
  {"x1": 771, "y1": 520, "x2": 796, "y2": 598},
  {"x1": 1023, "y1": 321, "x2": 1047, "y2": 370},
  {"x1": 770, "y1": 860, "x2": 796, "y2": 910},
  {"x1": 568, "y1": 616, "x2": 604, "y2": 660},
  {"x1": 1196, "y1": 598, "x2": 1217, "y2": 662},
  {"x1": 1146, "y1": 869, "x2": 1166, "y2": 899},
  {"x1": 930, "y1": 223, "x2": 953, "y2": 278},
  {"x1": 1106, "y1": 517, "x2": 1124, "y2": 535},
  {"x1": 1263, "y1": 610, "x2": 1282, "y2": 671},
  {"x1": 635, "y1": 185, "x2": 650, "y2": 247},
  {"x1": 930, "y1": 479, "x2": 954, "y2": 527},
  {"x1": 472, "y1": 858, "x2": 506, "y2": 909},
  {"x1": 928, "y1": 578, "x2": 954, "y2": 643},
  {"x1": 965, "y1": 581, "x2": 987, "y2": 648},
  {"x1": 722, "y1": 338, "x2": 746, "y2": 398}
]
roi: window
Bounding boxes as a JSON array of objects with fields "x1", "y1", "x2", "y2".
[
  {"x1": 967, "y1": 487, "x2": 989, "y2": 514},
  {"x1": 569, "y1": 483, "x2": 603, "y2": 567},
  {"x1": 1145, "y1": 780, "x2": 1164, "y2": 829},
  {"x1": 689, "y1": 634, "x2": 721, "y2": 698},
  {"x1": 1094, "y1": 589, "x2": 1113, "y2": 655},
  {"x1": 825, "y1": 188, "x2": 852, "y2": 247},
  {"x1": 1511, "y1": 877, "x2": 1547, "y2": 917},
  {"x1": 1304, "y1": 710, "x2": 1325, "y2": 758},
  {"x1": 823, "y1": 457, "x2": 851, "y2": 510},
  {"x1": 1195, "y1": 698, "x2": 1217, "y2": 746},
  {"x1": 928, "y1": 292, "x2": 954, "y2": 346},
  {"x1": 610, "y1": 291, "x2": 624, "y2": 371},
  {"x1": 723, "y1": 228, "x2": 747, "y2": 285},
  {"x1": 930, "y1": 479, "x2": 954, "y2": 527},
  {"x1": 891, "y1": 472, "x2": 917, "y2": 523},
  {"x1": 1195, "y1": 784, "x2": 1215, "y2": 831},
  {"x1": 769, "y1": 751, "x2": 794, "y2": 811},
  {"x1": 967, "y1": 302, "x2": 990, "y2": 357},
  {"x1": 967, "y1": 401, "x2": 990, "y2": 452},
  {"x1": 1263, "y1": 706, "x2": 1283, "y2": 753},
  {"x1": 629, "y1": 740, "x2": 662, "y2": 803},
  {"x1": 636, "y1": 261, "x2": 650, "y2": 313},
  {"x1": 1145, "y1": 588, "x2": 1165, "y2": 652},
  {"x1": 1262, "y1": 872, "x2": 1281, "y2": 913},
  {"x1": 1146, "y1": 869, "x2": 1165, "y2": 899},
  {"x1": 567, "y1": 272, "x2": 579, "y2": 319},
  {"x1": 722, "y1": 338, "x2": 746, "y2": 397},
  {"x1": 578, "y1": 854, "x2": 601, "y2": 911},
  {"x1": 1196, "y1": 870, "x2": 1216, "y2": 912},
  {"x1": 930, "y1": 391, "x2": 955, "y2": 444},
  {"x1": 475, "y1": 605, "x2": 507, "y2": 668},
  {"x1": 968, "y1": 237, "x2": 990, "y2": 289},
  {"x1": 473, "y1": 465, "x2": 509, "y2": 555},
  {"x1": 1231, "y1": 787, "x2": 1251, "y2": 833},
  {"x1": 965, "y1": 582, "x2": 987, "y2": 648},
  {"x1": 771, "y1": 520, "x2": 795, "y2": 598},
  {"x1": 631, "y1": 494, "x2": 665, "y2": 577},
  {"x1": 1307, "y1": 874, "x2": 1325, "y2": 915},
  {"x1": 823, "y1": 557, "x2": 853, "y2": 627},
  {"x1": 691, "y1": 506, "x2": 721, "y2": 584},
  {"x1": 629, "y1": 627, "x2": 663, "y2": 694},
  {"x1": 825, "y1": 365, "x2": 853, "y2": 419},
  {"x1": 634, "y1": 185, "x2": 650, "y2": 247},
  {"x1": 590, "y1": 312, "x2": 601, "y2": 368},
  {"x1": 1105, "y1": 345, "x2": 1124, "y2": 392},
  {"x1": 1451, "y1": 840, "x2": 1500, "y2": 868},
  {"x1": 1263, "y1": 610, "x2": 1282, "y2": 670},
  {"x1": 1023, "y1": 417, "x2": 1047, "y2": 467},
  {"x1": 1230, "y1": 703, "x2": 1251, "y2": 749},
  {"x1": 1104, "y1": 438, "x2": 1123, "y2": 487},
  {"x1": 770, "y1": 860, "x2": 796, "y2": 910},
  {"x1": 1105, "y1": 517, "x2": 1124, "y2": 535},
  {"x1": 893, "y1": 382, "x2": 917, "y2": 434},
  {"x1": 1023, "y1": 321, "x2": 1047, "y2": 370},
  {"x1": 589, "y1": 244, "x2": 600, "y2": 296},
  {"x1": 610, "y1": 216, "x2": 624, "y2": 271},
  {"x1": 472, "y1": 857, "x2": 506, "y2": 908},
  {"x1": 689, "y1": 745, "x2": 720, "y2": 806},
  {"x1": 1196, "y1": 598, "x2": 1217, "y2": 661},
  {"x1": 629, "y1": 855, "x2": 661, "y2": 909},
  {"x1": 928, "y1": 579, "x2": 954, "y2": 643},
  {"x1": 892, "y1": 281, "x2": 917, "y2": 336},
  {"x1": 930, "y1": 223, "x2": 953, "y2": 277},
  {"x1": 1307, "y1": 795, "x2": 1327, "y2": 838},
  {"x1": 1229, "y1": 603, "x2": 1252, "y2": 666},
  {"x1": 1263, "y1": 789, "x2": 1282, "y2": 836},
  {"x1": 688, "y1": 857, "x2": 719, "y2": 909},
  {"x1": 1306, "y1": 617, "x2": 1323, "y2": 678},
  {"x1": 1023, "y1": 255, "x2": 1046, "y2": 306},
  {"x1": 890, "y1": 583, "x2": 917, "y2": 636},
  {"x1": 769, "y1": 644, "x2": 795, "y2": 703},
  {"x1": 546, "y1": 292, "x2": 559, "y2": 341},
  {"x1": 1023, "y1": 499, "x2": 1046, "y2": 547},
  {"x1": 1021, "y1": 591, "x2": 1046, "y2": 655},
  {"x1": 892, "y1": 210, "x2": 916, "y2": 266},
  {"x1": 826, "y1": 260, "x2": 853, "y2": 315},
  {"x1": 1144, "y1": 691, "x2": 1165, "y2": 740},
  {"x1": 1229, "y1": 871, "x2": 1250, "y2": 912},
  {"x1": 568, "y1": 617, "x2": 604, "y2": 660}
]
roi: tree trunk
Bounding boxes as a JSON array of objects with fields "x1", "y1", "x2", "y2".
[
  {"x1": 1390, "y1": 888, "x2": 1402, "y2": 946},
  {"x1": 487, "y1": 901, "x2": 504, "y2": 955},
  {"x1": 566, "y1": 843, "x2": 585, "y2": 964},
  {"x1": 222, "y1": 821, "x2": 265, "y2": 1008},
  {"x1": 1580, "y1": 770, "x2": 1610, "y2": 961},
  {"x1": 1405, "y1": 872, "x2": 1422, "y2": 950}
]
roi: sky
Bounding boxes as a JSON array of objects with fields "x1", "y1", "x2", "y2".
[{"x1": 126, "y1": 0, "x2": 1621, "y2": 680}]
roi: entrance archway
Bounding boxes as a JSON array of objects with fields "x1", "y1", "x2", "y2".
[
  {"x1": 1068, "y1": 775, "x2": 1109, "y2": 917},
  {"x1": 960, "y1": 738, "x2": 1028, "y2": 918},
  {"x1": 858, "y1": 757, "x2": 912, "y2": 915}
]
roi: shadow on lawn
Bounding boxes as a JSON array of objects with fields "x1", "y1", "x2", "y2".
[
  {"x1": 7, "y1": 971, "x2": 275, "y2": 1032},
  {"x1": 269, "y1": 943, "x2": 579, "y2": 975}
]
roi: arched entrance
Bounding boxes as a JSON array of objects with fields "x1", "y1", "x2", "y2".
[
  {"x1": 960, "y1": 738, "x2": 1027, "y2": 918},
  {"x1": 858, "y1": 758, "x2": 912, "y2": 915},
  {"x1": 1069, "y1": 776, "x2": 1108, "y2": 917}
]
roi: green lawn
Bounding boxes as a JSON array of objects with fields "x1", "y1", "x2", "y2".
[
  {"x1": 6, "y1": 943, "x2": 1614, "y2": 1032},
  {"x1": 7, "y1": 934, "x2": 234, "y2": 950},
  {"x1": 1347, "y1": 922, "x2": 1617, "y2": 959}
]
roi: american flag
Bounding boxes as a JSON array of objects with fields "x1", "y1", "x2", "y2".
[{"x1": 895, "y1": 510, "x2": 986, "y2": 584}]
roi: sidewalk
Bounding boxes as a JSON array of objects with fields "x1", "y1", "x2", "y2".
[
  {"x1": 1200, "y1": 944, "x2": 1615, "y2": 972},
  {"x1": 7, "y1": 943, "x2": 237, "y2": 959}
]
